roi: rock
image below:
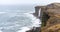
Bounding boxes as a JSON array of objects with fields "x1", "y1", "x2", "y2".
[
  {"x1": 34, "y1": 6, "x2": 41, "y2": 17},
  {"x1": 33, "y1": 2, "x2": 60, "y2": 32},
  {"x1": 26, "y1": 27, "x2": 41, "y2": 32},
  {"x1": 40, "y1": 3, "x2": 60, "y2": 32}
]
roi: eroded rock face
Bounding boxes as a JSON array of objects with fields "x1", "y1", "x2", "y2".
[{"x1": 38, "y1": 3, "x2": 60, "y2": 32}]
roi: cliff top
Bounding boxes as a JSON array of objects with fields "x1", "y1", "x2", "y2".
[{"x1": 41, "y1": 3, "x2": 60, "y2": 32}]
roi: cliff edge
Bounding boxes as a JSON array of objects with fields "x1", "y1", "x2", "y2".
[
  {"x1": 34, "y1": 3, "x2": 60, "y2": 32},
  {"x1": 26, "y1": 3, "x2": 60, "y2": 32}
]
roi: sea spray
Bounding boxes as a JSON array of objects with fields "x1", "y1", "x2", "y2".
[
  {"x1": 17, "y1": 27, "x2": 31, "y2": 32},
  {"x1": 0, "y1": 11, "x2": 41, "y2": 32},
  {"x1": 17, "y1": 13, "x2": 41, "y2": 32},
  {"x1": 24, "y1": 13, "x2": 41, "y2": 27}
]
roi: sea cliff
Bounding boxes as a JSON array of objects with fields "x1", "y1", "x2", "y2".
[
  {"x1": 41, "y1": 3, "x2": 60, "y2": 32},
  {"x1": 27, "y1": 3, "x2": 60, "y2": 32},
  {"x1": 35, "y1": 3, "x2": 60, "y2": 32}
]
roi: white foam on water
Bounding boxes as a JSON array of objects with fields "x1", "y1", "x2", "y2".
[
  {"x1": 17, "y1": 13, "x2": 41, "y2": 32},
  {"x1": 17, "y1": 27, "x2": 31, "y2": 32},
  {"x1": 25, "y1": 13, "x2": 41, "y2": 27},
  {"x1": 0, "y1": 30, "x2": 2, "y2": 32},
  {"x1": 32, "y1": 19, "x2": 41, "y2": 27},
  {"x1": 0, "y1": 11, "x2": 41, "y2": 32}
]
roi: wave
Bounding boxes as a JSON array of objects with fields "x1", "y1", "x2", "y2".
[
  {"x1": 0, "y1": 11, "x2": 41, "y2": 32},
  {"x1": 17, "y1": 13, "x2": 41, "y2": 32}
]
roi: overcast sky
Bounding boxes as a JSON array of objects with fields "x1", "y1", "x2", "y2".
[{"x1": 0, "y1": 0, "x2": 60, "y2": 5}]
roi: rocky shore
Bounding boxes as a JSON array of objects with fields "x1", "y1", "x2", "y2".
[
  {"x1": 26, "y1": 6, "x2": 41, "y2": 32},
  {"x1": 26, "y1": 2, "x2": 60, "y2": 32},
  {"x1": 26, "y1": 27, "x2": 41, "y2": 32}
]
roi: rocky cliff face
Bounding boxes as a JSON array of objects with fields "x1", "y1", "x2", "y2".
[
  {"x1": 34, "y1": 3, "x2": 60, "y2": 32},
  {"x1": 27, "y1": 3, "x2": 60, "y2": 32}
]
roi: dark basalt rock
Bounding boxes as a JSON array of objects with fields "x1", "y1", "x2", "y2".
[{"x1": 26, "y1": 27, "x2": 41, "y2": 32}]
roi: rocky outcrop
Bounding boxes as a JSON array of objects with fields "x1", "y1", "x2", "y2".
[
  {"x1": 39, "y1": 3, "x2": 60, "y2": 32},
  {"x1": 27, "y1": 3, "x2": 60, "y2": 32},
  {"x1": 26, "y1": 27, "x2": 41, "y2": 32}
]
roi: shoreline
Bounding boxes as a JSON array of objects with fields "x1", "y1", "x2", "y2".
[{"x1": 26, "y1": 13, "x2": 41, "y2": 32}]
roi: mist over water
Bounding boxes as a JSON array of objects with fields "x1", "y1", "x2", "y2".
[{"x1": 0, "y1": 5, "x2": 41, "y2": 32}]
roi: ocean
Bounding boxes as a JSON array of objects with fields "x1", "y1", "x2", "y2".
[{"x1": 0, "y1": 5, "x2": 41, "y2": 32}]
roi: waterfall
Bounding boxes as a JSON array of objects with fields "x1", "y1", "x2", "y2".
[{"x1": 38, "y1": 8, "x2": 41, "y2": 17}]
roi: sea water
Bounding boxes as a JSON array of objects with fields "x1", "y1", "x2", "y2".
[{"x1": 0, "y1": 5, "x2": 41, "y2": 32}]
